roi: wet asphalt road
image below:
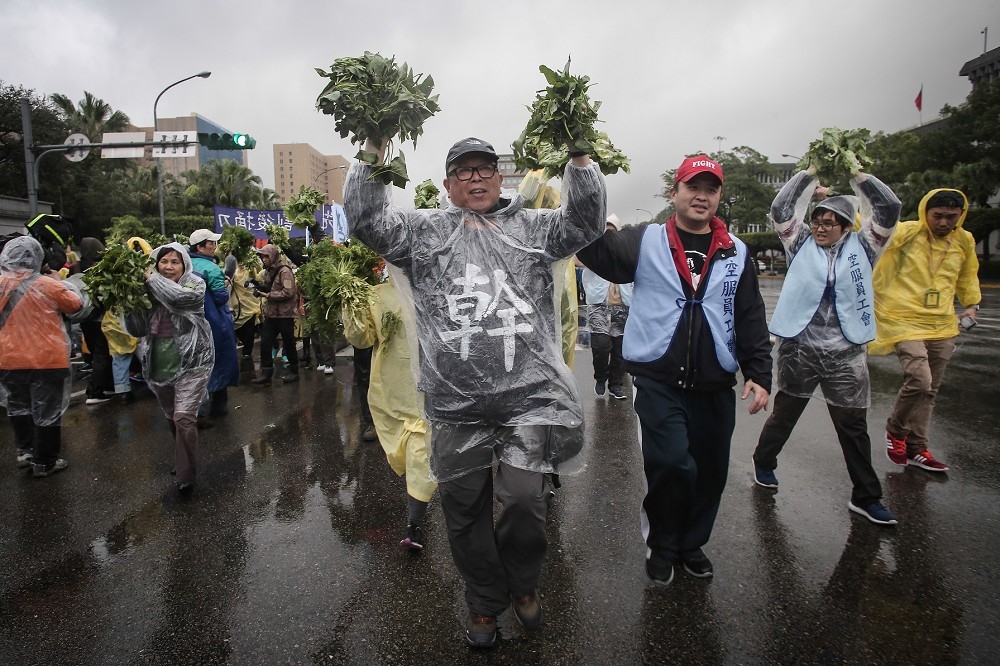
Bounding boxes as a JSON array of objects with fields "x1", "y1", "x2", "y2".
[{"x1": 1, "y1": 278, "x2": 998, "y2": 665}]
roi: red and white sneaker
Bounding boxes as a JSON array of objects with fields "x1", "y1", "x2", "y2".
[
  {"x1": 908, "y1": 449, "x2": 949, "y2": 473},
  {"x1": 885, "y1": 432, "x2": 908, "y2": 466}
]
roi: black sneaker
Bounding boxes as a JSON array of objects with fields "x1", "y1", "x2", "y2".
[
  {"x1": 400, "y1": 524, "x2": 424, "y2": 551},
  {"x1": 680, "y1": 549, "x2": 714, "y2": 578},
  {"x1": 85, "y1": 392, "x2": 112, "y2": 405},
  {"x1": 595, "y1": 381, "x2": 606, "y2": 396},
  {"x1": 608, "y1": 384, "x2": 627, "y2": 400},
  {"x1": 466, "y1": 614, "x2": 497, "y2": 648},
  {"x1": 32, "y1": 458, "x2": 69, "y2": 478},
  {"x1": 645, "y1": 558, "x2": 675, "y2": 586}
]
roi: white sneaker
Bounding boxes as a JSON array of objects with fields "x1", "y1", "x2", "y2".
[
  {"x1": 316, "y1": 365, "x2": 328, "y2": 372},
  {"x1": 324, "y1": 366, "x2": 334, "y2": 375}
]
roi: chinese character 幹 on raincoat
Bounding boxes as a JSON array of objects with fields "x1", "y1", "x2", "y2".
[{"x1": 344, "y1": 161, "x2": 607, "y2": 482}]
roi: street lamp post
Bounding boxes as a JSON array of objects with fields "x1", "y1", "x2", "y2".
[
  {"x1": 154, "y1": 71, "x2": 211, "y2": 237},
  {"x1": 636, "y1": 208, "x2": 653, "y2": 222},
  {"x1": 780, "y1": 153, "x2": 800, "y2": 161}
]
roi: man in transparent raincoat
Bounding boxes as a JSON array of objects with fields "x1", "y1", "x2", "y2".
[
  {"x1": 345, "y1": 136, "x2": 606, "y2": 648},
  {"x1": 0, "y1": 236, "x2": 83, "y2": 476},
  {"x1": 871, "y1": 189, "x2": 981, "y2": 474},
  {"x1": 752, "y1": 167, "x2": 901, "y2": 526}
]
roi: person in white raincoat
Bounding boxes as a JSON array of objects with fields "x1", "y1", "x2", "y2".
[
  {"x1": 137, "y1": 243, "x2": 214, "y2": 494},
  {"x1": 345, "y1": 136, "x2": 606, "y2": 648}
]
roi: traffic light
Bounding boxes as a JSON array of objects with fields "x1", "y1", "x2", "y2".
[{"x1": 197, "y1": 132, "x2": 256, "y2": 150}]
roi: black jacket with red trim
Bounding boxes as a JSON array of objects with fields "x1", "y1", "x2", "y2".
[{"x1": 576, "y1": 216, "x2": 772, "y2": 392}]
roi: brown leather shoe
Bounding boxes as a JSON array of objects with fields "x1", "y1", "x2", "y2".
[
  {"x1": 465, "y1": 613, "x2": 497, "y2": 648},
  {"x1": 362, "y1": 422, "x2": 377, "y2": 442},
  {"x1": 511, "y1": 590, "x2": 542, "y2": 629}
]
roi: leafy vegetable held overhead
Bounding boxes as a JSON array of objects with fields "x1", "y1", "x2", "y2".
[
  {"x1": 797, "y1": 127, "x2": 874, "y2": 190},
  {"x1": 295, "y1": 238, "x2": 386, "y2": 342},
  {"x1": 512, "y1": 57, "x2": 630, "y2": 177},
  {"x1": 284, "y1": 186, "x2": 326, "y2": 229},
  {"x1": 315, "y1": 52, "x2": 440, "y2": 188},
  {"x1": 217, "y1": 225, "x2": 260, "y2": 268},
  {"x1": 81, "y1": 244, "x2": 154, "y2": 315},
  {"x1": 413, "y1": 179, "x2": 441, "y2": 209},
  {"x1": 263, "y1": 224, "x2": 290, "y2": 250}
]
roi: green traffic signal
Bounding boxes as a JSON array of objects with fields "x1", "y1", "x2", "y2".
[{"x1": 197, "y1": 132, "x2": 256, "y2": 150}]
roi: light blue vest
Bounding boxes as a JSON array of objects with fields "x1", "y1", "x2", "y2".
[
  {"x1": 623, "y1": 224, "x2": 746, "y2": 372},
  {"x1": 770, "y1": 232, "x2": 875, "y2": 344},
  {"x1": 582, "y1": 268, "x2": 633, "y2": 306}
]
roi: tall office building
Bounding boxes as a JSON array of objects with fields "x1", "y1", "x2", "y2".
[{"x1": 273, "y1": 143, "x2": 350, "y2": 205}]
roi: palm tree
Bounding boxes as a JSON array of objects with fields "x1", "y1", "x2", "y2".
[
  {"x1": 50, "y1": 91, "x2": 129, "y2": 141},
  {"x1": 184, "y1": 159, "x2": 265, "y2": 209}
]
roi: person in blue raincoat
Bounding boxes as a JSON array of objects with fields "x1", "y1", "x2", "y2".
[{"x1": 188, "y1": 229, "x2": 239, "y2": 418}]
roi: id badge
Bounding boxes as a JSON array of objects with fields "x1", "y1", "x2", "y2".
[{"x1": 923, "y1": 289, "x2": 940, "y2": 308}]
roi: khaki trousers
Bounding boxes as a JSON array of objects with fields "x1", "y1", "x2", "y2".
[{"x1": 886, "y1": 338, "x2": 956, "y2": 453}]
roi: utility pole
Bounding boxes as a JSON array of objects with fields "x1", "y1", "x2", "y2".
[{"x1": 21, "y1": 98, "x2": 38, "y2": 216}]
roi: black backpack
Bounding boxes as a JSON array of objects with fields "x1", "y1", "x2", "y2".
[{"x1": 25, "y1": 214, "x2": 72, "y2": 272}]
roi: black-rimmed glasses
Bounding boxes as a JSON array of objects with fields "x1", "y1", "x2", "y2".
[
  {"x1": 447, "y1": 164, "x2": 498, "y2": 181},
  {"x1": 809, "y1": 220, "x2": 838, "y2": 230}
]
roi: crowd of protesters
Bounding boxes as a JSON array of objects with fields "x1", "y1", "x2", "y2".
[{"x1": 0, "y1": 136, "x2": 983, "y2": 650}]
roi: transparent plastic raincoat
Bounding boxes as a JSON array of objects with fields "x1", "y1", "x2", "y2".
[
  {"x1": 870, "y1": 188, "x2": 980, "y2": 355},
  {"x1": 136, "y1": 243, "x2": 214, "y2": 416},
  {"x1": 344, "y1": 160, "x2": 606, "y2": 481},
  {"x1": 0, "y1": 236, "x2": 83, "y2": 425},
  {"x1": 343, "y1": 279, "x2": 436, "y2": 503},
  {"x1": 770, "y1": 171, "x2": 901, "y2": 407}
]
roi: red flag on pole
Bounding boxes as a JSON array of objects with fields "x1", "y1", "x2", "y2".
[{"x1": 915, "y1": 85, "x2": 923, "y2": 112}]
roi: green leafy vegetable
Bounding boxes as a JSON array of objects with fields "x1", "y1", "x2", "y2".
[
  {"x1": 513, "y1": 57, "x2": 630, "y2": 177},
  {"x1": 81, "y1": 244, "x2": 154, "y2": 315},
  {"x1": 797, "y1": 127, "x2": 874, "y2": 190},
  {"x1": 263, "y1": 224, "x2": 290, "y2": 250},
  {"x1": 296, "y1": 238, "x2": 386, "y2": 342},
  {"x1": 217, "y1": 225, "x2": 261, "y2": 268},
  {"x1": 413, "y1": 179, "x2": 441, "y2": 209},
  {"x1": 315, "y1": 52, "x2": 440, "y2": 188},
  {"x1": 283, "y1": 186, "x2": 326, "y2": 230},
  {"x1": 380, "y1": 309, "x2": 402, "y2": 344}
]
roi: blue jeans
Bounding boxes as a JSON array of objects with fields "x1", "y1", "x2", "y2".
[{"x1": 111, "y1": 353, "x2": 134, "y2": 394}]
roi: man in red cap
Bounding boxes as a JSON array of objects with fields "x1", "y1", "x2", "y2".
[{"x1": 577, "y1": 154, "x2": 772, "y2": 585}]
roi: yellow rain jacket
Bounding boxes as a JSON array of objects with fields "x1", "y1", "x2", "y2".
[
  {"x1": 342, "y1": 281, "x2": 436, "y2": 503},
  {"x1": 229, "y1": 263, "x2": 262, "y2": 329},
  {"x1": 101, "y1": 310, "x2": 138, "y2": 355},
  {"x1": 870, "y1": 188, "x2": 981, "y2": 355}
]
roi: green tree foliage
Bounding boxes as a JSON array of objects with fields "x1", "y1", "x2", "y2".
[
  {"x1": 49, "y1": 91, "x2": 129, "y2": 141},
  {"x1": 182, "y1": 159, "x2": 266, "y2": 210},
  {"x1": 0, "y1": 82, "x2": 69, "y2": 200},
  {"x1": 869, "y1": 78, "x2": 1000, "y2": 209}
]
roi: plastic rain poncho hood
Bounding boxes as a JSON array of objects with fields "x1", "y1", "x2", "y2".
[
  {"x1": 344, "y1": 159, "x2": 607, "y2": 481},
  {"x1": 137, "y1": 243, "x2": 214, "y2": 396},
  {"x1": 870, "y1": 188, "x2": 980, "y2": 355},
  {"x1": 0, "y1": 235, "x2": 83, "y2": 424}
]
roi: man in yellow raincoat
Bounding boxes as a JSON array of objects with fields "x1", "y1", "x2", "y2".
[{"x1": 871, "y1": 189, "x2": 981, "y2": 473}]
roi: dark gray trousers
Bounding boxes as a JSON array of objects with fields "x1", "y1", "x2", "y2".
[{"x1": 438, "y1": 462, "x2": 551, "y2": 617}]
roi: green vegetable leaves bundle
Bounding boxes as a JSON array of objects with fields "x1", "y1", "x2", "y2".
[
  {"x1": 315, "y1": 52, "x2": 440, "y2": 188},
  {"x1": 413, "y1": 179, "x2": 441, "y2": 209},
  {"x1": 81, "y1": 244, "x2": 154, "y2": 315},
  {"x1": 283, "y1": 186, "x2": 326, "y2": 229},
  {"x1": 295, "y1": 238, "x2": 386, "y2": 341},
  {"x1": 263, "y1": 224, "x2": 290, "y2": 250},
  {"x1": 797, "y1": 127, "x2": 874, "y2": 190},
  {"x1": 513, "y1": 57, "x2": 630, "y2": 177},
  {"x1": 217, "y1": 225, "x2": 260, "y2": 268}
]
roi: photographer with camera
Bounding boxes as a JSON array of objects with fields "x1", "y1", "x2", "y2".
[{"x1": 250, "y1": 244, "x2": 299, "y2": 385}]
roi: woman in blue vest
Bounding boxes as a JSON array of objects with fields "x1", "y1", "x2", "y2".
[{"x1": 752, "y1": 167, "x2": 901, "y2": 526}]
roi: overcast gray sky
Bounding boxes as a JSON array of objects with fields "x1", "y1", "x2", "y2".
[{"x1": 3, "y1": 0, "x2": 996, "y2": 224}]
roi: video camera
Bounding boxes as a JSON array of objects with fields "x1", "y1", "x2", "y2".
[{"x1": 245, "y1": 278, "x2": 269, "y2": 293}]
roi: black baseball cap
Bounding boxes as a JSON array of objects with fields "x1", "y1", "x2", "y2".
[
  {"x1": 925, "y1": 190, "x2": 965, "y2": 210},
  {"x1": 445, "y1": 137, "x2": 498, "y2": 170}
]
